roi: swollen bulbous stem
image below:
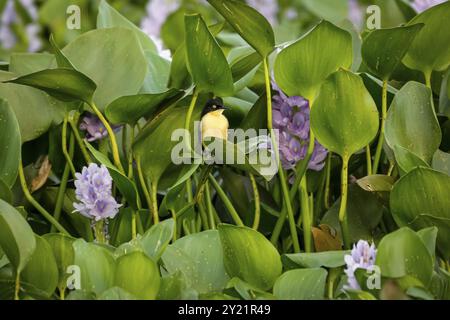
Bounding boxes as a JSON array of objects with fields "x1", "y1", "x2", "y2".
[{"x1": 338, "y1": 155, "x2": 351, "y2": 249}]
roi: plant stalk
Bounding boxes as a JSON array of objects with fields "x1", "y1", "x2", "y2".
[{"x1": 372, "y1": 80, "x2": 388, "y2": 174}]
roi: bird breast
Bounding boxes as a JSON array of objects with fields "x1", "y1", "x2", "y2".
[{"x1": 201, "y1": 111, "x2": 229, "y2": 141}]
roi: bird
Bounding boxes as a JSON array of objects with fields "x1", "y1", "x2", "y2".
[{"x1": 200, "y1": 98, "x2": 229, "y2": 142}]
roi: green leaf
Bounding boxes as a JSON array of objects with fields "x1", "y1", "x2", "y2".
[
  {"x1": 311, "y1": 69, "x2": 379, "y2": 158},
  {"x1": 393, "y1": 145, "x2": 430, "y2": 175},
  {"x1": 0, "y1": 99, "x2": 20, "y2": 187},
  {"x1": 21, "y1": 235, "x2": 59, "y2": 297},
  {"x1": 184, "y1": 14, "x2": 234, "y2": 96},
  {"x1": 300, "y1": 0, "x2": 349, "y2": 24},
  {"x1": 432, "y1": 150, "x2": 450, "y2": 176},
  {"x1": 362, "y1": 24, "x2": 424, "y2": 80},
  {"x1": 356, "y1": 175, "x2": 395, "y2": 192},
  {"x1": 0, "y1": 179, "x2": 12, "y2": 204},
  {"x1": 105, "y1": 89, "x2": 182, "y2": 125},
  {"x1": 85, "y1": 142, "x2": 140, "y2": 211},
  {"x1": 141, "y1": 51, "x2": 171, "y2": 94},
  {"x1": 376, "y1": 227, "x2": 433, "y2": 286},
  {"x1": 403, "y1": 2, "x2": 450, "y2": 74},
  {"x1": 62, "y1": 28, "x2": 147, "y2": 110},
  {"x1": 273, "y1": 268, "x2": 327, "y2": 300},
  {"x1": 390, "y1": 167, "x2": 450, "y2": 259},
  {"x1": 114, "y1": 251, "x2": 160, "y2": 300},
  {"x1": 417, "y1": 227, "x2": 438, "y2": 259},
  {"x1": 49, "y1": 34, "x2": 75, "y2": 69},
  {"x1": 140, "y1": 219, "x2": 175, "y2": 261},
  {"x1": 0, "y1": 199, "x2": 36, "y2": 273},
  {"x1": 5, "y1": 68, "x2": 97, "y2": 103},
  {"x1": 0, "y1": 70, "x2": 66, "y2": 143},
  {"x1": 161, "y1": 230, "x2": 229, "y2": 294},
  {"x1": 42, "y1": 233, "x2": 75, "y2": 291},
  {"x1": 385, "y1": 82, "x2": 441, "y2": 164},
  {"x1": 98, "y1": 287, "x2": 137, "y2": 300},
  {"x1": 282, "y1": 251, "x2": 349, "y2": 269},
  {"x1": 218, "y1": 224, "x2": 282, "y2": 291},
  {"x1": 72, "y1": 239, "x2": 115, "y2": 295},
  {"x1": 225, "y1": 277, "x2": 275, "y2": 300},
  {"x1": 96, "y1": 0, "x2": 157, "y2": 54},
  {"x1": 207, "y1": 0, "x2": 275, "y2": 57},
  {"x1": 274, "y1": 21, "x2": 352, "y2": 100}
]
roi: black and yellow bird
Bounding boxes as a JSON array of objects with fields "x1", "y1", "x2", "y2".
[{"x1": 200, "y1": 98, "x2": 229, "y2": 142}]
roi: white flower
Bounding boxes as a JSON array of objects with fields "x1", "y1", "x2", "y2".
[{"x1": 344, "y1": 240, "x2": 377, "y2": 290}]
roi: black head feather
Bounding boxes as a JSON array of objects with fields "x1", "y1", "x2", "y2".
[{"x1": 201, "y1": 98, "x2": 226, "y2": 118}]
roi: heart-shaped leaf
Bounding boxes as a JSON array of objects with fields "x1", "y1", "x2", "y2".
[
  {"x1": 184, "y1": 14, "x2": 234, "y2": 96},
  {"x1": 273, "y1": 268, "x2": 327, "y2": 300},
  {"x1": 390, "y1": 167, "x2": 450, "y2": 259},
  {"x1": 161, "y1": 230, "x2": 229, "y2": 294},
  {"x1": 218, "y1": 224, "x2": 282, "y2": 291},
  {"x1": 105, "y1": 89, "x2": 182, "y2": 126},
  {"x1": 0, "y1": 199, "x2": 36, "y2": 274},
  {"x1": 385, "y1": 82, "x2": 441, "y2": 164},
  {"x1": 432, "y1": 150, "x2": 450, "y2": 176},
  {"x1": 21, "y1": 235, "x2": 59, "y2": 297},
  {"x1": 403, "y1": 2, "x2": 450, "y2": 75},
  {"x1": 311, "y1": 69, "x2": 379, "y2": 158},
  {"x1": 114, "y1": 251, "x2": 160, "y2": 300},
  {"x1": 72, "y1": 239, "x2": 115, "y2": 295},
  {"x1": 0, "y1": 99, "x2": 20, "y2": 187},
  {"x1": 0, "y1": 179, "x2": 12, "y2": 203},
  {"x1": 393, "y1": 145, "x2": 430, "y2": 175},
  {"x1": 282, "y1": 250, "x2": 349, "y2": 269},
  {"x1": 207, "y1": 0, "x2": 275, "y2": 57},
  {"x1": 376, "y1": 227, "x2": 433, "y2": 286},
  {"x1": 140, "y1": 219, "x2": 175, "y2": 261},
  {"x1": 62, "y1": 28, "x2": 147, "y2": 110},
  {"x1": 362, "y1": 24, "x2": 424, "y2": 80},
  {"x1": 5, "y1": 68, "x2": 97, "y2": 103},
  {"x1": 274, "y1": 21, "x2": 352, "y2": 100}
]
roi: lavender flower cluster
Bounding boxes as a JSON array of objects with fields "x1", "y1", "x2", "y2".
[
  {"x1": 0, "y1": 0, "x2": 41, "y2": 52},
  {"x1": 272, "y1": 84, "x2": 328, "y2": 171},
  {"x1": 344, "y1": 240, "x2": 377, "y2": 290},
  {"x1": 73, "y1": 164, "x2": 121, "y2": 221},
  {"x1": 80, "y1": 113, "x2": 121, "y2": 142}
]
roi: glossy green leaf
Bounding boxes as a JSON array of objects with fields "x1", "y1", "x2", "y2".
[
  {"x1": 0, "y1": 199, "x2": 36, "y2": 273},
  {"x1": 385, "y1": 82, "x2": 441, "y2": 164},
  {"x1": 184, "y1": 14, "x2": 234, "y2": 96},
  {"x1": 85, "y1": 142, "x2": 140, "y2": 210},
  {"x1": 96, "y1": 0, "x2": 157, "y2": 54},
  {"x1": 362, "y1": 24, "x2": 423, "y2": 80},
  {"x1": 21, "y1": 235, "x2": 59, "y2": 297},
  {"x1": 0, "y1": 99, "x2": 20, "y2": 187},
  {"x1": 105, "y1": 89, "x2": 182, "y2": 125},
  {"x1": 140, "y1": 219, "x2": 175, "y2": 261},
  {"x1": 274, "y1": 21, "x2": 352, "y2": 100},
  {"x1": 72, "y1": 239, "x2": 115, "y2": 295},
  {"x1": 207, "y1": 0, "x2": 275, "y2": 57},
  {"x1": 282, "y1": 251, "x2": 349, "y2": 269},
  {"x1": 49, "y1": 35, "x2": 75, "y2": 69},
  {"x1": 417, "y1": 227, "x2": 438, "y2": 259},
  {"x1": 356, "y1": 175, "x2": 394, "y2": 192},
  {"x1": 225, "y1": 277, "x2": 275, "y2": 300},
  {"x1": 98, "y1": 287, "x2": 137, "y2": 300},
  {"x1": 376, "y1": 227, "x2": 433, "y2": 286},
  {"x1": 0, "y1": 179, "x2": 12, "y2": 204},
  {"x1": 273, "y1": 268, "x2": 327, "y2": 300},
  {"x1": 390, "y1": 167, "x2": 450, "y2": 259},
  {"x1": 403, "y1": 2, "x2": 450, "y2": 74},
  {"x1": 311, "y1": 69, "x2": 379, "y2": 158},
  {"x1": 62, "y1": 28, "x2": 147, "y2": 110},
  {"x1": 432, "y1": 150, "x2": 450, "y2": 176},
  {"x1": 168, "y1": 43, "x2": 191, "y2": 90},
  {"x1": 115, "y1": 251, "x2": 160, "y2": 300},
  {"x1": 218, "y1": 224, "x2": 282, "y2": 291},
  {"x1": 42, "y1": 233, "x2": 75, "y2": 291},
  {"x1": 5, "y1": 68, "x2": 97, "y2": 103},
  {"x1": 161, "y1": 230, "x2": 229, "y2": 294},
  {"x1": 394, "y1": 145, "x2": 430, "y2": 175}
]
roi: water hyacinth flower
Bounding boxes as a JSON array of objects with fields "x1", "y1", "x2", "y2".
[
  {"x1": 348, "y1": 0, "x2": 364, "y2": 31},
  {"x1": 344, "y1": 240, "x2": 377, "y2": 290},
  {"x1": 410, "y1": 0, "x2": 446, "y2": 12},
  {"x1": 79, "y1": 113, "x2": 121, "y2": 142},
  {"x1": 73, "y1": 163, "x2": 121, "y2": 221},
  {"x1": 140, "y1": 0, "x2": 180, "y2": 38},
  {"x1": 272, "y1": 84, "x2": 328, "y2": 171},
  {"x1": 247, "y1": 0, "x2": 279, "y2": 25}
]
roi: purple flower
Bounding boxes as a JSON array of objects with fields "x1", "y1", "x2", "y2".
[
  {"x1": 410, "y1": 0, "x2": 446, "y2": 13},
  {"x1": 344, "y1": 240, "x2": 377, "y2": 290},
  {"x1": 73, "y1": 164, "x2": 121, "y2": 221},
  {"x1": 247, "y1": 0, "x2": 279, "y2": 25},
  {"x1": 140, "y1": 0, "x2": 180, "y2": 38},
  {"x1": 272, "y1": 83, "x2": 328, "y2": 171},
  {"x1": 348, "y1": 0, "x2": 364, "y2": 31},
  {"x1": 79, "y1": 113, "x2": 120, "y2": 142}
]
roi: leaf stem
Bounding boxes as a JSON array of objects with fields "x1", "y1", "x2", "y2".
[
  {"x1": 93, "y1": 220, "x2": 107, "y2": 244},
  {"x1": 68, "y1": 112, "x2": 92, "y2": 164},
  {"x1": 324, "y1": 152, "x2": 332, "y2": 210},
  {"x1": 18, "y1": 160, "x2": 70, "y2": 235},
  {"x1": 184, "y1": 89, "x2": 199, "y2": 154},
  {"x1": 249, "y1": 173, "x2": 261, "y2": 230},
  {"x1": 52, "y1": 131, "x2": 75, "y2": 232},
  {"x1": 264, "y1": 57, "x2": 300, "y2": 252},
  {"x1": 131, "y1": 210, "x2": 137, "y2": 240},
  {"x1": 89, "y1": 102, "x2": 125, "y2": 174},
  {"x1": 366, "y1": 145, "x2": 372, "y2": 176},
  {"x1": 136, "y1": 158, "x2": 152, "y2": 216},
  {"x1": 62, "y1": 117, "x2": 76, "y2": 177},
  {"x1": 14, "y1": 272, "x2": 20, "y2": 300},
  {"x1": 127, "y1": 125, "x2": 135, "y2": 179},
  {"x1": 424, "y1": 71, "x2": 432, "y2": 89},
  {"x1": 204, "y1": 181, "x2": 215, "y2": 230},
  {"x1": 372, "y1": 80, "x2": 388, "y2": 174},
  {"x1": 300, "y1": 177, "x2": 313, "y2": 252},
  {"x1": 338, "y1": 155, "x2": 351, "y2": 249},
  {"x1": 208, "y1": 174, "x2": 243, "y2": 226},
  {"x1": 150, "y1": 181, "x2": 159, "y2": 224}
]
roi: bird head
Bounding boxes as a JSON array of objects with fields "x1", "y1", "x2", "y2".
[{"x1": 201, "y1": 98, "x2": 227, "y2": 118}]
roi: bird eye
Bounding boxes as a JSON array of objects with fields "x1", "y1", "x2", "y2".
[{"x1": 213, "y1": 105, "x2": 217, "y2": 109}]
